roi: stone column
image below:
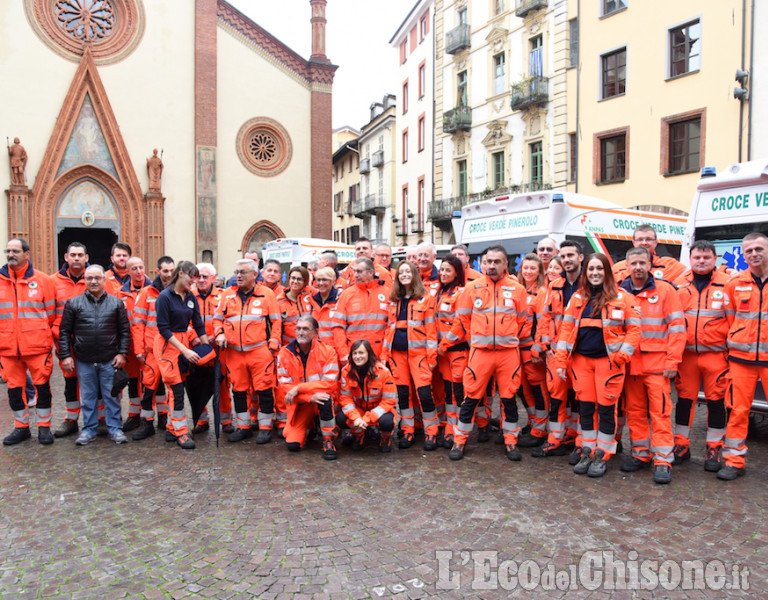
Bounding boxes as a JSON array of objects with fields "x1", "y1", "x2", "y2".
[
  {"x1": 144, "y1": 191, "x2": 165, "y2": 273},
  {"x1": 6, "y1": 184, "x2": 31, "y2": 242}
]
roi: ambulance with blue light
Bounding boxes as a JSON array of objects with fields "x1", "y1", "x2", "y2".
[
  {"x1": 452, "y1": 191, "x2": 687, "y2": 272},
  {"x1": 680, "y1": 158, "x2": 768, "y2": 270}
]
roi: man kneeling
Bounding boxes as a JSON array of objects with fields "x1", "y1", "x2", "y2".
[{"x1": 277, "y1": 316, "x2": 339, "y2": 459}]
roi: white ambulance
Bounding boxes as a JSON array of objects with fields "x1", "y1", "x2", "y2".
[
  {"x1": 680, "y1": 158, "x2": 768, "y2": 269},
  {"x1": 452, "y1": 191, "x2": 687, "y2": 272},
  {"x1": 261, "y1": 238, "x2": 355, "y2": 276}
]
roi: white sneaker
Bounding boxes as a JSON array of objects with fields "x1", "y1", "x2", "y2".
[
  {"x1": 75, "y1": 432, "x2": 95, "y2": 446},
  {"x1": 112, "y1": 431, "x2": 128, "y2": 444}
]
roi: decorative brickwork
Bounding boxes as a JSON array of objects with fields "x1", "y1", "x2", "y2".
[
  {"x1": 240, "y1": 220, "x2": 286, "y2": 253},
  {"x1": 23, "y1": 47, "x2": 146, "y2": 274},
  {"x1": 24, "y1": 0, "x2": 145, "y2": 65}
]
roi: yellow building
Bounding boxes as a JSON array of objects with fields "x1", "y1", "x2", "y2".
[
  {"x1": 568, "y1": 0, "x2": 754, "y2": 213},
  {"x1": 332, "y1": 128, "x2": 361, "y2": 244},
  {"x1": 1, "y1": 0, "x2": 336, "y2": 274}
]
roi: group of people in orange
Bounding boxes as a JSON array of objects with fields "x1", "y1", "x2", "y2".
[{"x1": 2, "y1": 226, "x2": 767, "y2": 485}]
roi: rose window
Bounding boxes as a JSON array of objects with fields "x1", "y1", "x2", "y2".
[
  {"x1": 55, "y1": 0, "x2": 115, "y2": 42},
  {"x1": 236, "y1": 118, "x2": 292, "y2": 177}
]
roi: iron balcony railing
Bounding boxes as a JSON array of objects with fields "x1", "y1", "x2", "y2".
[
  {"x1": 510, "y1": 76, "x2": 549, "y2": 111},
  {"x1": 445, "y1": 23, "x2": 470, "y2": 54},
  {"x1": 443, "y1": 105, "x2": 472, "y2": 133},
  {"x1": 359, "y1": 158, "x2": 371, "y2": 174},
  {"x1": 354, "y1": 194, "x2": 388, "y2": 217},
  {"x1": 372, "y1": 150, "x2": 384, "y2": 168},
  {"x1": 515, "y1": 0, "x2": 548, "y2": 18}
]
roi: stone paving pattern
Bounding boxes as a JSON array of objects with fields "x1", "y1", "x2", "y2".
[{"x1": 0, "y1": 368, "x2": 766, "y2": 599}]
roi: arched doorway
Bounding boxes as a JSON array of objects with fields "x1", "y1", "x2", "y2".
[
  {"x1": 240, "y1": 219, "x2": 286, "y2": 254},
  {"x1": 55, "y1": 178, "x2": 121, "y2": 270}
]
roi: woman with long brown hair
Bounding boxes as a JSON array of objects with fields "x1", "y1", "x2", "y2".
[
  {"x1": 552, "y1": 253, "x2": 641, "y2": 477},
  {"x1": 380, "y1": 260, "x2": 439, "y2": 450},
  {"x1": 515, "y1": 253, "x2": 551, "y2": 448}
]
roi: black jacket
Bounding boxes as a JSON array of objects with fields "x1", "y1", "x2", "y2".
[{"x1": 59, "y1": 290, "x2": 131, "y2": 363}]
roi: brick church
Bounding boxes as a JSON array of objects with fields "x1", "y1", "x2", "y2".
[{"x1": 1, "y1": 0, "x2": 336, "y2": 273}]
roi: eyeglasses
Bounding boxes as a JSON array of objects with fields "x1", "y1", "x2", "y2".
[
  {"x1": 288, "y1": 276, "x2": 305, "y2": 283},
  {"x1": 85, "y1": 276, "x2": 104, "y2": 282},
  {"x1": 314, "y1": 278, "x2": 332, "y2": 283},
  {"x1": 234, "y1": 269, "x2": 253, "y2": 276},
  {"x1": 197, "y1": 274, "x2": 212, "y2": 279}
]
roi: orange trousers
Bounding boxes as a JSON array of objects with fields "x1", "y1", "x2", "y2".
[
  {"x1": 723, "y1": 361, "x2": 768, "y2": 468},
  {"x1": 674, "y1": 350, "x2": 728, "y2": 449},
  {"x1": 438, "y1": 348, "x2": 468, "y2": 438},
  {"x1": 457, "y1": 347, "x2": 521, "y2": 445},
  {"x1": 545, "y1": 354, "x2": 576, "y2": 446},
  {"x1": 3, "y1": 353, "x2": 53, "y2": 428},
  {"x1": 389, "y1": 350, "x2": 438, "y2": 435},
  {"x1": 519, "y1": 354, "x2": 549, "y2": 439},
  {"x1": 154, "y1": 332, "x2": 189, "y2": 436},
  {"x1": 570, "y1": 353, "x2": 625, "y2": 459},
  {"x1": 624, "y1": 373, "x2": 674, "y2": 466}
]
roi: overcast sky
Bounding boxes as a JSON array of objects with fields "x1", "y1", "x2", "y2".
[{"x1": 229, "y1": 0, "x2": 418, "y2": 131}]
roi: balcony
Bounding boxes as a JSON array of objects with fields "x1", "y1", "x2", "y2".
[
  {"x1": 350, "y1": 199, "x2": 363, "y2": 216},
  {"x1": 510, "y1": 76, "x2": 549, "y2": 111},
  {"x1": 345, "y1": 200, "x2": 357, "y2": 216},
  {"x1": 372, "y1": 150, "x2": 384, "y2": 168},
  {"x1": 428, "y1": 196, "x2": 472, "y2": 224},
  {"x1": 353, "y1": 194, "x2": 388, "y2": 217},
  {"x1": 410, "y1": 215, "x2": 424, "y2": 233},
  {"x1": 445, "y1": 23, "x2": 470, "y2": 54},
  {"x1": 429, "y1": 182, "x2": 554, "y2": 225},
  {"x1": 515, "y1": 0, "x2": 548, "y2": 18},
  {"x1": 359, "y1": 158, "x2": 371, "y2": 174},
  {"x1": 395, "y1": 220, "x2": 408, "y2": 237},
  {"x1": 443, "y1": 105, "x2": 472, "y2": 134}
]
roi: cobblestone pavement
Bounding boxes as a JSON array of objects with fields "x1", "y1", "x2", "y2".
[{"x1": 0, "y1": 367, "x2": 766, "y2": 599}]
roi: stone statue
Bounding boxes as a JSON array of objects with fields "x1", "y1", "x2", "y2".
[
  {"x1": 8, "y1": 137, "x2": 27, "y2": 186},
  {"x1": 147, "y1": 148, "x2": 163, "y2": 193}
]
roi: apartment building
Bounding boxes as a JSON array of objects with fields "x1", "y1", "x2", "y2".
[{"x1": 332, "y1": 127, "x2": 361, "y2": 244}]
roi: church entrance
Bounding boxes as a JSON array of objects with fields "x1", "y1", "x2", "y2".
[{"x1": 57, "y1": 227, "x2": 117, "y2": 272}]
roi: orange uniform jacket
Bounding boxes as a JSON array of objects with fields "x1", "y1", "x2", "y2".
[
  {"x1": 339, "y1": 362, "x2": 397, "y2": 424},
  {"x1": 612, "y1": 254, "x2": 685, "y2": 284},
  {"x1": 331, "y1": 279, "x2": 391, "y2": 358},
  {"x1": 276, "y1": 289, "x2": 314, "y2": 345},
  {"x1": 619, "y1": 276, "x2": 686, "y2": 374},
  {"x1": 307, "y1": 288, "x2": 340, "y2": 350},
  {"x1": 725, "y1": 271, "x2": 768, "y2": 362},
  {"x1": 380, "y1": 295, "x2": 438, "y2": 366},
  {"x1": 675, "y1": 269, "x2": 731, "y2": 352},
  {"x1": 440, "y1": 274, "x2": 527, "y2": 351},
  {"x1": 131, "y1": 277, "x2": 165, "y2": 356},
  {"x1": 337, "y1": 262, "x2": 393, "y2": 290},
  {"x1": 0, "y1": 262, "x2": 56, "y2": 357},
  {"x1": 519, "y1": 285, "x2": 548, "y2": 357},
  {"x1": 435, "y1": 286, "x2": 466, "y2": 349},
  {"x1": 552, "y1": 290, "x2": 642, "y2": 369},
  {"x1": 52, "y1": 264, "x2": 86, "y2": 339},
  {"x1": 276, "y1": 338, "x2": 339, "y2": 404},
  {"x1": 466, "y1": 267, "x2": 483, "y2": 281},
  {"x1": 213, "y1": 284, "x2": 282, "y2": 352},
  {"x1": 105, "y1": 266, "x2": 131, "y2": 297},
  {"x1": 534, "y1": 276, "x2": 570, "y2": 358},
  {"x1": 193, "y1": 287, "x2": 223, "y2": 339}
]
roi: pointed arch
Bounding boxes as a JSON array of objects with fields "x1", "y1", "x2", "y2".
[
  {"x1": 27, "y1": 46, "x2": 146, "y2": 273},
  {"x1": 239, "y1": 220, "x2": 286, "y2": 253}
]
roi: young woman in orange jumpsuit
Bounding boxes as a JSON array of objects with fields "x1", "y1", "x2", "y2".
[
  {"x1": 516, "y1": 253, "x2": 550, "y2": 447},
  {"x1": 553, "y1": 253, "x2": 641, "y2": 477},
  {"x1": 337, "y1": 339, "x2": 398, "y2": 452},
  {"x1": 381, "y1": 260, "x2": 439, "y2": 451},
  {"x1": 434, "y1": 254, "x2": 466, "y2": 447}
]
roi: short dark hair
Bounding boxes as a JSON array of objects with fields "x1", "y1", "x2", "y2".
[
  {"x1": 451, "y1": 244, "x2": 469, "y2": 254},
  {"x1": 66, "y1": 242, "x2": 87, "y2": 254},
  {"x1": 10, "y1": 238, "x2": 30, "y2": 253},
  {"x1": 690, "y1": 240, "x2": 717, "y2": 256},
  {"x1": 485, "y1": 244, "x2": 508, "y2": 260},
  {"x1": 356, "y1": 237, "x2": 371, "y2": 245},
  {"x1": 111, "y1": 242, "x2": 132, "y2": 256},
  {"x1": 626, "y1": 247, "x2": 650, "y2": 261},
  {"x1": 560, "y1": 239, "x2": 583, "y2": 254},
  {"x1": 157, "y1": 255, "x2": 174, "y2": 269},
  {"x1": 263, "y1": 259, "x2": 280, "y2": 268},
  {"x1": 633, "y1": 224, "x2": 657, "y2": 240},
  {"x1": 743, "y1": 232, "x2": 768, "y2": 244},
  {"x1": 296, "y1": 315, "x2": 319, "y2": 331},
  {"x1": 354, "y1": 257, "x2": 375, "y2": 271}
]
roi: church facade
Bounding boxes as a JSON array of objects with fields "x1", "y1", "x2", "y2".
[{"x1": 1, "y1": 0, "x2": 336, "y2": 273}]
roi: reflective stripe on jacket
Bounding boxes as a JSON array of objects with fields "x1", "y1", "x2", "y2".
[
  {"x1": 674, "y1": 269, "x2": 730, "y2": 352},
  {"x1": 276, "y1": 289, "x2": 314, "y2": 345},
  {"x1": 613, "y1": 254, "x2": 685, "y2": 285},
  {"x1": 276, "y1": 338, "x2": 339, "y2": 403},
  {"x1": 519, "y1": 284, "x2": 547, "y2": 356},
  {"x1": 0, "y1": 262, "x2": 55, "y2": 356},
  {"x1": 131, "y1": 276, "x2": 163, "y2": 356},
  {"x1": 620, "y1": 276, "x2": 686, "y2": 374},
  {"x1": 213, "y1": 284, "x2": 282, "y2": 352},
  {"x1": 339, "y1": 363, "x2": 397, "y2": 423},
  {"x1": 52, "y1": 264, "x2": 86, "y2": 339},
  {"x1": 193, "y1": 288, "x2": 223, "y2": 338},
  {"x1": 725, "y1": 271, "x2": 768, "y2": 362},
  {"x1": 381, "y1": 294, "x2": 438, "y2": 365},
  {"x1": 331, "y1": 279, "x2": 391, "y2": 358},
  {"x1": 552, "y1": 290, "x2": 641, "y2": 369},
  {"x1": 440, "y1": 274, "x2": 527, "y2": 351}
]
